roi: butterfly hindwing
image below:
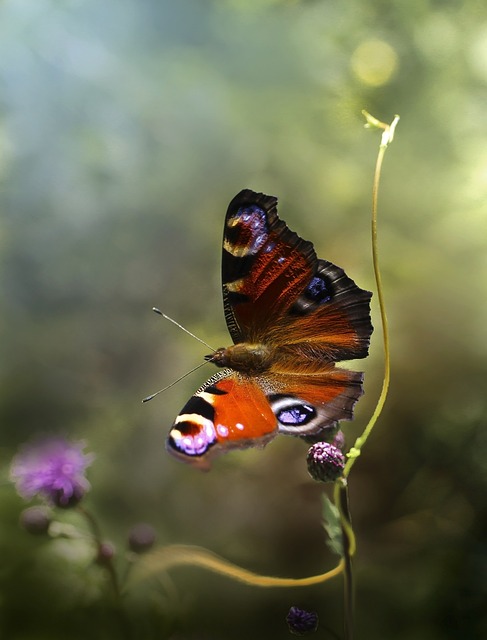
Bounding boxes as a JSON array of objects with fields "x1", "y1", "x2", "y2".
[
  {"x1": 167, "y1": 366, "x2": 362, "y2": 468},
  {"x1": 269, "y1": 259, "x2": 372, "y2": 362}
]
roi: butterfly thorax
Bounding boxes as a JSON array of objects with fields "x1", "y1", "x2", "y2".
[{"x1": 206, "y1": 343, "x2": 273, "y2": 374}]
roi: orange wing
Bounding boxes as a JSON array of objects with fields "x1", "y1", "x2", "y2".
[{"x1": 167, "y1": 371, "x2": 278, "y2": 470}]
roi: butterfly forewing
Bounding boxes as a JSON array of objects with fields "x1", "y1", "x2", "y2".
[{"x1": 167, "y1": 371, "x2": 278, "y2": 469}]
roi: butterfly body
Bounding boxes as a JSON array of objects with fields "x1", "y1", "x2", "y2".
[
  {"x1": 167, "y1": 190, "x2": 373, "y2": 469},
  {"x1": 207, "y1": 343, "x2": 273, "y2": 373}
]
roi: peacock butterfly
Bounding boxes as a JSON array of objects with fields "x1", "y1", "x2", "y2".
[{"x1": 167, "y1": 190, "x2": 373, "y2": 469}]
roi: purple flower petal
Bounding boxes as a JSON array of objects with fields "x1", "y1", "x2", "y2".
[{"x1": 10, "y1": 438, "x2": 94, "y2": 507}]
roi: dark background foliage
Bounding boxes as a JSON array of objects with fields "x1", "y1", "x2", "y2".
[{"x1": 1, "y1": 1, "x2": 487, "y2": 638}]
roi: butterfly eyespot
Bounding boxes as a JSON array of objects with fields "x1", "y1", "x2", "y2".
[
  {"x1": 305, "y1": 275, "x2": 331, "y2": 304},
  {"x1": 168, "y1": 418, "x2": 217, "y2": 456},
  {"x1": 224, "y1": 204, "x2": 269, "y2": 256},
  {"x1": 270, "y1": 395, "x2": 318, "y2": 428},
  {"x1": 277, "y1": 403, "x2": 316, "y2": 426},
  {"x1": 291, "y1": 272, "x2": 332, "y2": 315}
]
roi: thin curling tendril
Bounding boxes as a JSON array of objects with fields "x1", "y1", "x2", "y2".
[
  {"x1": 127, "y1": 544, "x2": 344, "y2": 590},
  {"x1": 343, "y1": 111, "x2": 399, "y2": 479}
]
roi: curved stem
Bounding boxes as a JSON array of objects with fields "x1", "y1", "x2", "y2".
[
  {"x1": 128, "y1": 544, "x2": 344, "y2": 590},
  {"x1": 335, "y1": 480, "x2": 354, "y2": 640},
  {"x1": 76, "y1": 505, "x2": 121, "y2": 600},
  {"x1": 344, "y1": 113, "x2": 399, "y2": 478},
  {"x1": 330, "y1": 113, "x2": 398, "y2": 638}
]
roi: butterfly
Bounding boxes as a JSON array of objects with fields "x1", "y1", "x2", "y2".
[{"x1": 167, "y1": 190, "x2": 373, "y2": 469}]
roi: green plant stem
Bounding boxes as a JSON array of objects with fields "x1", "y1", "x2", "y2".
[
  {"x1": 332, "y1": 113, "x2": 398, "y2": 639},
  {"x1": 344, "y1": 113, "x2": 399, "y2": 478},
  {"x1": 77, "y1": 505, "x2": 121, "y2": 600},
  {"x1": 337, "y1": 480, "x2": 354, "y2": 640}
]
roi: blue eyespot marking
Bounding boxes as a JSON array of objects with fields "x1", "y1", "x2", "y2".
[
  {"x1": 305, "y1": 275, "x2": 331, "y2": 304},
  {"x1": 168, "y1": 418, "x2": 217, "y2": 456},
  {"x1": 232, "y1": 204, "x2": 268, "y2": 253},
  {"x1": 277, "y1": 403, "x2": 316, "y2": 426}
]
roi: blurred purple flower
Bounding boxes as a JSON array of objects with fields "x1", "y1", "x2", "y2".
[
  {"x1": 332, "y1": 430, "x2": 345, "y2": 450},
  {"x1": 128, "y1": 523, "x2": 156, "y2": 553},
  {"x1": 20, "y1": 506, "x2": 52, "y2": 535},
  {"x1": 96, "y1": 541, "x2": 116, "y2": 566},
  {"x1": 10, "y1": 438, "x2": 94, "y2": 508},
  {"x1": 286, "y1": 606, "x2": 319, "y2": 635}
]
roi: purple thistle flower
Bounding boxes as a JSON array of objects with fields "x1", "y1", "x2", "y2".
[
  {"x1": 10, "y1": 438, "x2": 94, "y2": 508},
  {"x1": 307, "y1": 441, "x2": 345, "y2": 483},
  {"x1": 286, "y1": 606, "x2": 319, "y2": 635}
]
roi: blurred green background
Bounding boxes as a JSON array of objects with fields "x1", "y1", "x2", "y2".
[{"x1": 1, "y1": 0, "x2": 487, "y2": 638}]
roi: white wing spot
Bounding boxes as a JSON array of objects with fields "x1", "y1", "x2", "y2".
[{"x1": 217, "y1": 424, "x2": 229, "y2": 437}]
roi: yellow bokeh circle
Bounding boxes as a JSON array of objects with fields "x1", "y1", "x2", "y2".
[{"x1": 351, "y1": 39, "x2": 399, "y2": 87}]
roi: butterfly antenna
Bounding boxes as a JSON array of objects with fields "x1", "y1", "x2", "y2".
[
  {"x1": 152, "y1": 307, "x2": 215, "y2": 351},
  {"x1": 142, "y1": 360, "x2": 210, "y2": 403}
]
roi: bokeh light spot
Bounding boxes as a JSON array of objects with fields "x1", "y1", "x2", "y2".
[{"x1": 351, "y1": 39, "x2": 398, "y2": 87}]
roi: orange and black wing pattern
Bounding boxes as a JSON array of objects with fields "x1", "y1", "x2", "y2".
[{"x1": 167, "y1": 190, "x2": 373, "y2": 467}]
